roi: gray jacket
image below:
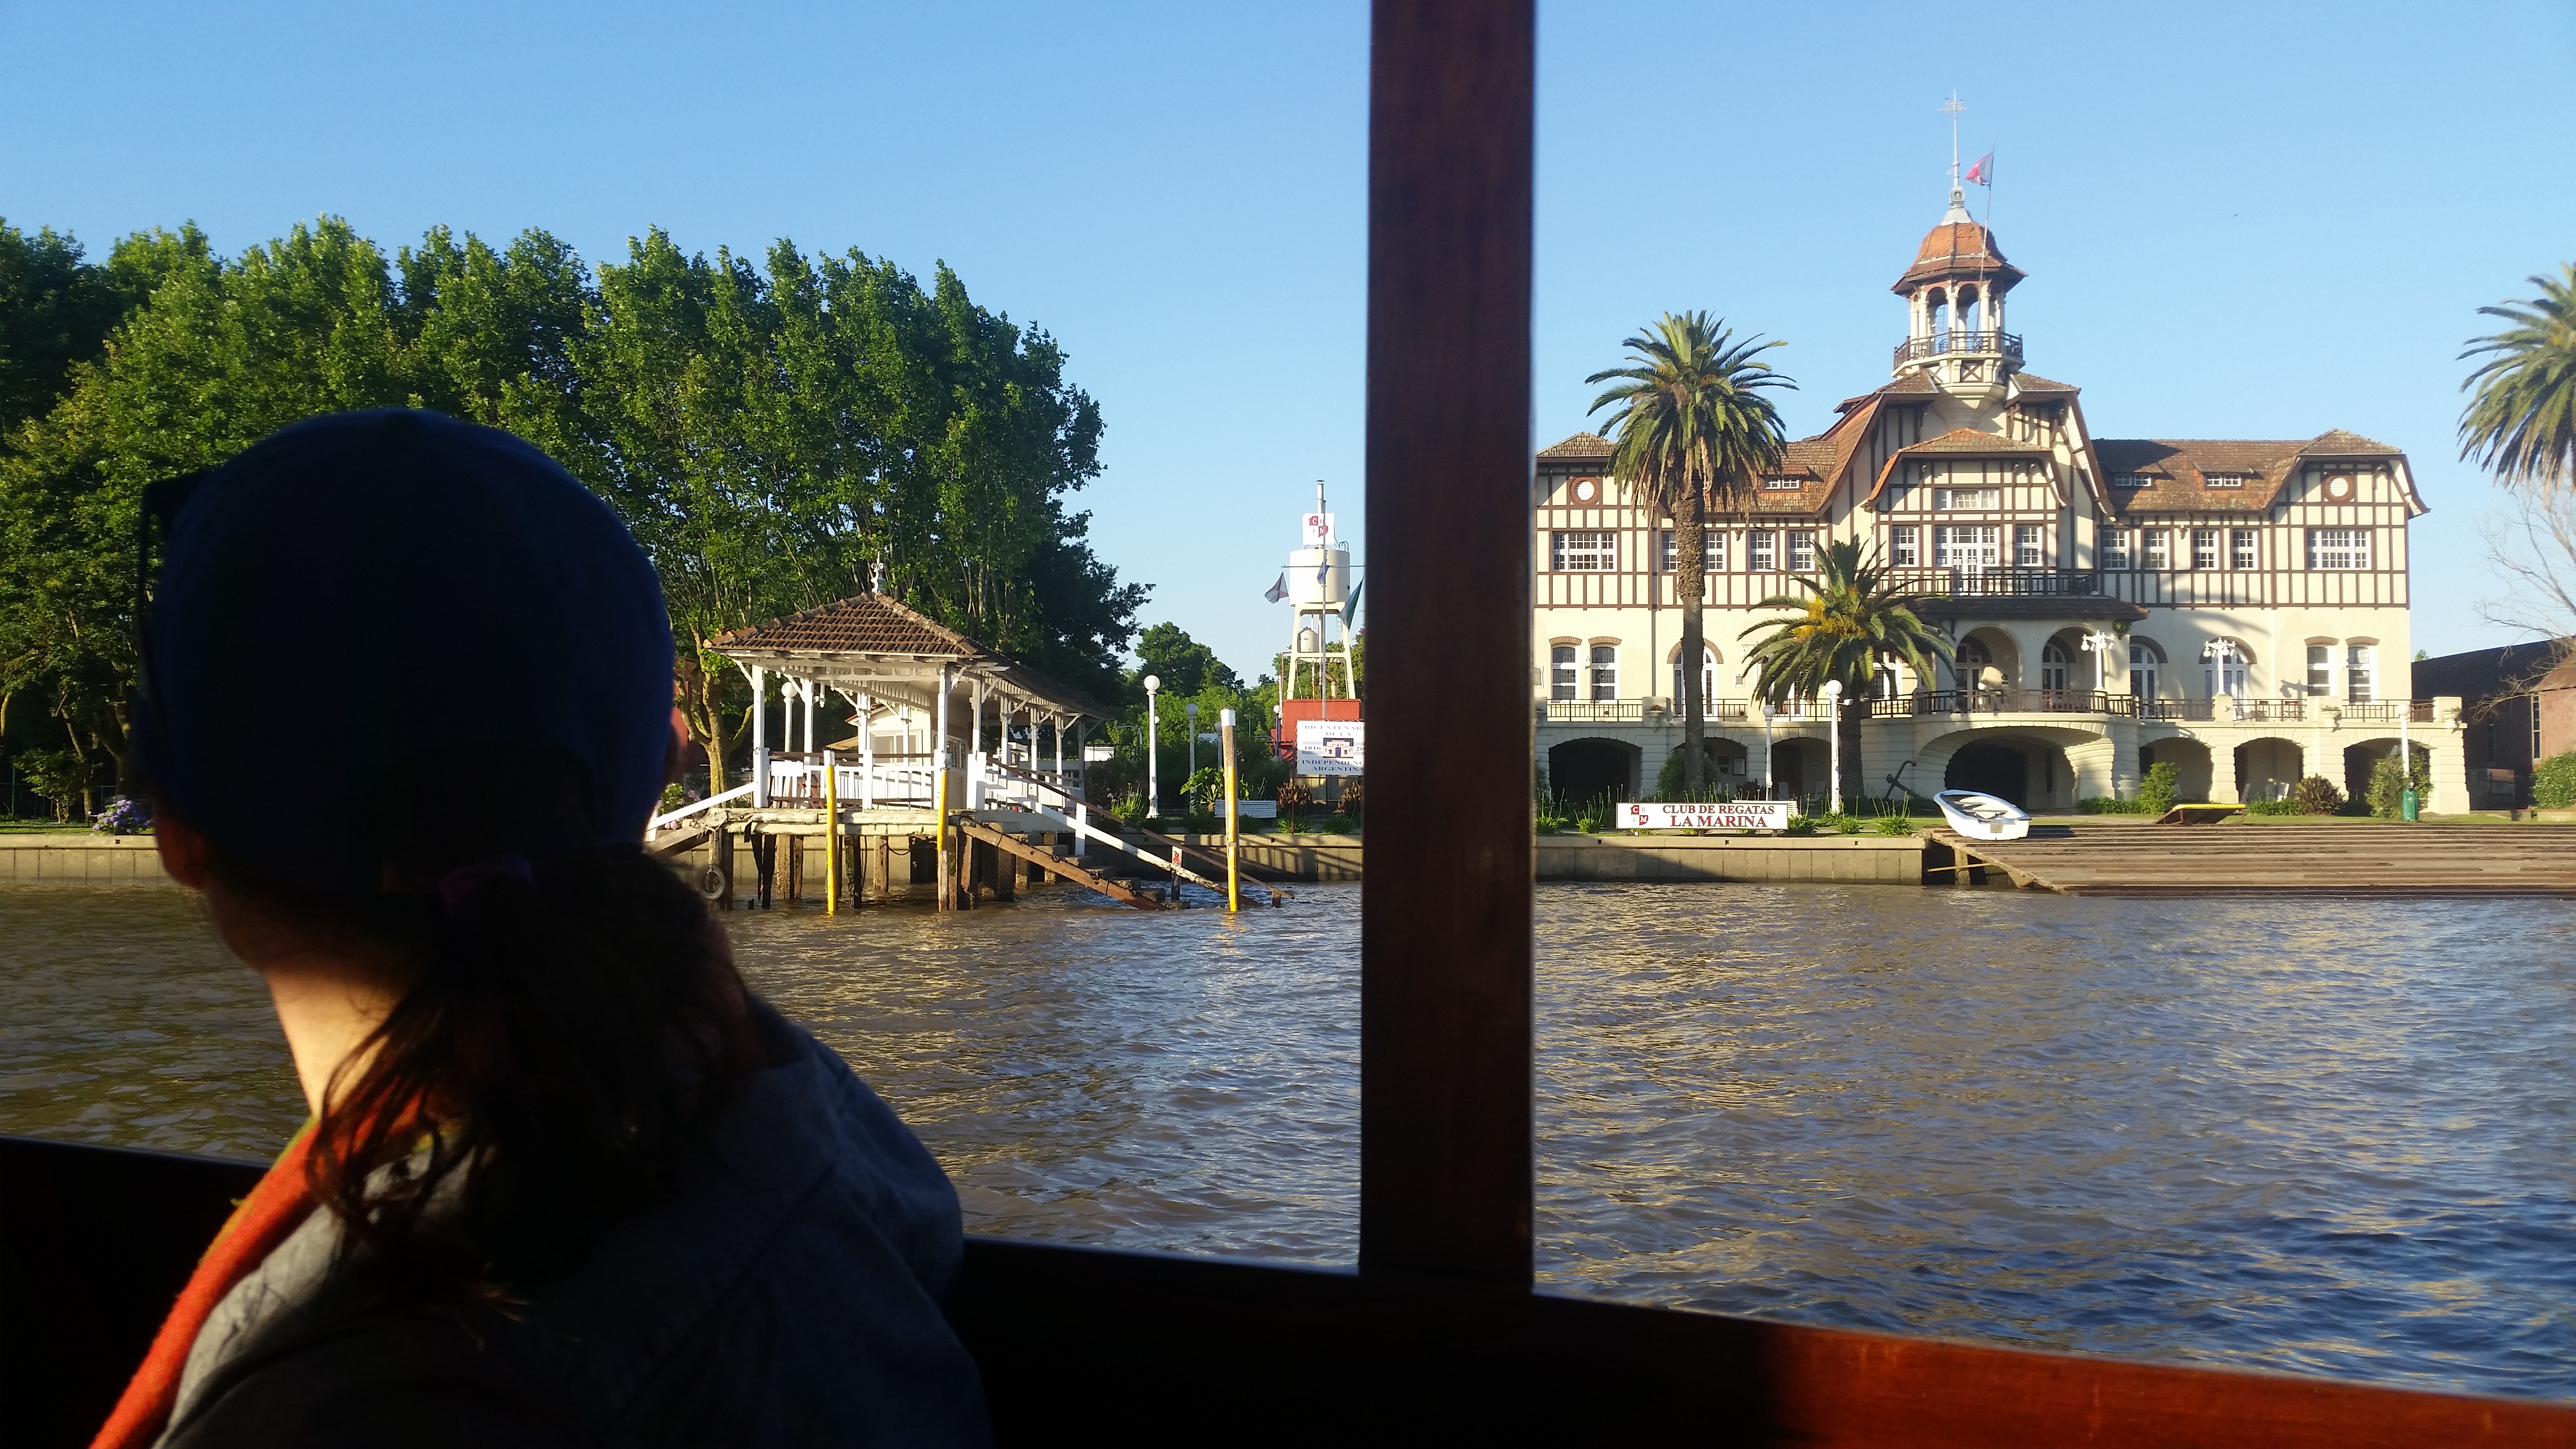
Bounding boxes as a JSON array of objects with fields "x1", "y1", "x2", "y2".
[{"x1": 161, "y1": 1003, "x2": 991, "y2": 1447}]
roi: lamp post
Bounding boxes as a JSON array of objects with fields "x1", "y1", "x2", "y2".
[
  {"x1": 1143, "y1": 674, "x2": 1161, "y2": 819},
  {"x1": 1760, "y1": 702, "x2": 1775, "y2": 799},
  {"x1": 1820, "y1": 679, "x2": 1844, "y2": 814}
]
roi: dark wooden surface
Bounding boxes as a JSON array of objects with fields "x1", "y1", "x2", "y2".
[
  {"x1": 10, "y1": 1134, "x2": 2571, "y2": 1449},
  {"x1": 1361, "y1": 0, "x2": 1536, "y2": 1287},
  {"x1": 1932, "y1": 821, "x2": 2576, "y2": 895}
]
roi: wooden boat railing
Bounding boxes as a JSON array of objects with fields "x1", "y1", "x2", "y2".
[{"x1": 1, "y1": 7, "x2": 2568, "y2": 1446}]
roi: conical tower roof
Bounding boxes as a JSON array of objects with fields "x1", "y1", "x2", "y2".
[{"x1": 1891, "y1": 191, "x2": 2025, "y2": 295}]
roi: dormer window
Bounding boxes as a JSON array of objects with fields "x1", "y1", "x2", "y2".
[
  {"x1": 1761, "y1": 476, "x2": 1804, "y2": 491},
  {"x1": 2204, "y1": 474, "x2": 2247, "y2": 490},
  {"x1": 1932, "y1": 486, "x2": 2000, "y2": 510},
  {"x1": 2110, "y1": 473, "x2": 2153, "y2": 489}
]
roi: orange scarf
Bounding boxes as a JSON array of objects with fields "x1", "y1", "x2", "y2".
[{"x1": 92, "y1": 1120, "x2": 319, "y2": 1449}]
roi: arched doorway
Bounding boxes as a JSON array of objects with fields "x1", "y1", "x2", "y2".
[
  {"x1": 2233, "y1": 738, "x2": 2304, "y2": 803},
  {"x1": 2343, "y1": 739, "x2": 2428, "y2": 809},
  {"x1": 1547, "y1": 738, "x2": 1639, "y2": 813},
  {"x1": 1770, "y1": 738, "x2": 1827, "y2": 802},
  {"x1": 1658, "y1": 738, "x2": 1750, "y2": 797},
  {"x1": 1946, "y1": 741, "x2": 2029, "y2": 806},
  {"x1": 2141, "y1": 738, "x2": 2213, "y2": 803}
]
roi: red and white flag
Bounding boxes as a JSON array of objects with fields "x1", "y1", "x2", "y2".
[{"x1": 1965, "y1": 152, "x2": 1994, "y2": 186}]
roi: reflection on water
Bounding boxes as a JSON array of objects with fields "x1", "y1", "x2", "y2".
[{"x1": 2, "y1": 880, "x2": 2570, "y2": 1399}]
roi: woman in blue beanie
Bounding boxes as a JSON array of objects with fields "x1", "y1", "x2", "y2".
[{"x1": 98, "y1": 410, "x2": 990, "y2": 1448}]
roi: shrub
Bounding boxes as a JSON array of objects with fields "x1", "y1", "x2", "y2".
[
  {"x1": 91, "y1": 796, "x2": 152, "y2": 834},
  {"x1": 2365, "y1": 754, "x2": 2431, "y2": 819},
  {"x1": 16, "y1": 748, "x2": 93, "y2": 822},
  {"x1": 1336, "y1": 779, "x2": 1364, "y2": 820},
  {"x1": 1106, "y1": 791, "x2": 1149, "y2": 825},
  {"x1": 2288, "y1": 775, "x2": 2344, "y2": 816},
  {"x1": 1869, "y1": 807, "x2": 1918, "y2": 836},
  {"x1": 1180, "y1": 765, "x2": 1227, "y2": 816},
  {"x1": 1783, "y1": 813, "x2": 1817, "y2": 835},
  {"x1": 2246, "y1": 797, "x2": 2300, "y2": 816},
  {"x1": 657, "y1": 782, "x2": 699, "y2": 815},
  {"x1": 1317, "y1": 813, "x2": 1354, "y2": 834},
  {"x1": 1654, "y1": 748, "x2": 1739, "y2": 802},
  {"x1": 1277, "y1": 778, "x2": 1318, "y2": 830},
  {"x1": 2077, "y1": 795, "x2": 2154, "y2": 815},
  {"x1": 2534, "y1": 751, "x2": 2576, "y2": 808},
  {"x1": 1810, "y1": 810, "x2": 1863, "y2": 834},
  {"x1": 2137, "y1": 761, "x2": 2180, "y2": 816}
]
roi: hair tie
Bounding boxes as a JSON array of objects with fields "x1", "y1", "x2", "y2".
[{"x1": 437, "y1": 855, "x2": 534, "y2": 913}]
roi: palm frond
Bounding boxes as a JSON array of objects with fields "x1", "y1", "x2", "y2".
[{"x1": 2460, "y1": 265, "x2": 2576, "y2": 493}]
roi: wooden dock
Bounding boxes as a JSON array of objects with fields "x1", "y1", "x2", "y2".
[{"x1": 1928, "y1": 822, "x2": 2576, "y2": 897}]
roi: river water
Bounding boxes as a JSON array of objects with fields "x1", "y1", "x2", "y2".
[{"x1": 3, "y1": 880, "x2": 2570, "y2": 1400}]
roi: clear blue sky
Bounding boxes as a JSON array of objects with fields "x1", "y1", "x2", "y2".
[{"x1": 5, "y1": 1, "x2": 2569, "y2": 678}]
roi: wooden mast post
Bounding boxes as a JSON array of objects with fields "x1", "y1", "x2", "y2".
[
  {"x1": 1220, "y1": 708, "x2": 1240, "y2": 913},
  {"x1": 822, "y1": 747, "x2": 839, "y2": 917},
  {"x1": 934, "y1": 663, "x2": 955, "y2": 912}
]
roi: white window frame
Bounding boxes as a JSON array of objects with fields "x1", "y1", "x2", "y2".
[
  {"x1": 2306, "y1": 644, "x2": 2332, "y2": 697},
  {"x1": 1588, "y1": 644, "x2": 1619, "y2": 702},
  {"x1": 2014, "y1": 524, "x2": 2043, "y2": 567},
  {"x1": 2306, "y1": 527, "x2": 2369, "y2": 570},
  {"x1": 2143, "y1": 529, "x2": 2170, "y2": 570},
  {"x1": 1933, "y1": 486, "x2": 2002, "y2": 510},
  {"x1": 1672, "y1": 646, "x2": 1718, "y2": 711},
  {"x1": 1889, "y1": 524, "x2": 1920, "y2": 568},
  {"x1": 2191, "y1": 528, "x2": 2219, "y2": 570},
  {"x1": 1787, "y1": 531, "x2": 1817, "y2": 573},
  {"x1": 1935, "y1": 523, "x2": 2000, "y2": 570},
  {"x1": 1748, "y1": 529, "x2": 1777, "y2": 571},
  {"x1": 2130, "y1": 642, "x2": 2162, "y2": 699},
  {"x1": 2204, "y1": 474, "x2": 2248, "y2": 490},
  {"x1": 1549, "y1": 644, "x2": 1578, "y2": 702},
  {"x1": 1761, "y1": 476, "x2": 1804, "y2": 491},
  {"x1": 1550, "y1": 529, "x2": 1616, "y2": 572},
  {"x1": 2230, "y1": 527, "x2": 2257, "y2": 570},
  {"x1": 2110, "y1": 473, "x2": 2153, "y2": 490},
  {"x1": 2101, "y1": 528, "x2": 2132, "y2": 570},
  {"x1": 2347, "y1": 644, "x2": 2377, "y2": 704}
]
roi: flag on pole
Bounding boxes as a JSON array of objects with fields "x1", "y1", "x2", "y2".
[
  {"x1": 1341, "y1": 577, "x2": 1364, "y2": 630},
  {"x1": 1263, "y1": 573, "x2": 1288, "y2": 603},
  {"x1": 1965, "y1": 152, "x2": 1993, "y2": 186}
]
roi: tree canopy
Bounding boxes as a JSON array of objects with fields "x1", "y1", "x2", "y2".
[
  {"x1": 0, "y1": 215, "x2": 1143, "y2": 805},
  {"x1": 2460, "y1": 264, "x2": 2576, "y2": 496}
]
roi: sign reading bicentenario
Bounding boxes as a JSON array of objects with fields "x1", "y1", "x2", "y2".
[
  {"x1": 1617, "y1": 800, "x2": 1790, "y2": 832},
  {"x1": 1294, "y1": 719, "x2": 1365, "y2": 776}
]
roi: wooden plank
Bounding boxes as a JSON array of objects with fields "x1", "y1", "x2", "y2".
[
  {"x1": 955, "y1": 817, "x2": 1166, "y2": 912},
  {"x1": 1362, "y1": 0, "x2": 1535, "y2": 1286}
]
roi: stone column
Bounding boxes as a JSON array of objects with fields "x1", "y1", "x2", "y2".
[{"x1": 2426, "y1": 697, "x2": 2468, "y2": 814}]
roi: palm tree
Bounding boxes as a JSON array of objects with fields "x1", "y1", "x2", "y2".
[
  {"x1": 1739, "y1": 538, "x2": 1951, "y2": 809},
  {"x1": 1586, "y1": 313, "x2": 1793, "y2": 795},
  {"x1": 2460, "y1": 265, "x2": 2576, "y2": 493}
]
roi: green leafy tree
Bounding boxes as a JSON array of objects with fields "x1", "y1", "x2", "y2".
[
  {"x1": 2460, "y1": 265, "x2": 2576, "y2": 493},
  {"x1": 1739, "y1": 537, "x2": 1951, "y2": 805},
  {"x1": 2137, "y1": 761, "x2": 2180, "y2": 816},
  {"x1": 1587, "y1": 313, "x2": 1792, "y2": 792}
]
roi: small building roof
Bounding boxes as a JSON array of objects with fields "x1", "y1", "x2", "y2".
[
  {"x1": 2093, "y1": 433, "x2": 2419, "y2": 516},
  {"x1": 1537, "y1": 431, "x2": 1615, "y2": 462},
  {"x1": 710, "y1": 593, "x2": 1110, "y2": 721},
  {"x1": 2413, "y1": 640, "x2": 2576, "y2": 702}
]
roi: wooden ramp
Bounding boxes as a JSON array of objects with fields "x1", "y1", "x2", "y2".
[
  {"x1": 1929, "y1": 822, "x2": 2576, "y2": 897},
  {"x1": 1123, "y1": 821, "x2": 1291, "y2": 906},
  {"x1": 956, "y1": 816, "x2": 1170, "y2": 911}
]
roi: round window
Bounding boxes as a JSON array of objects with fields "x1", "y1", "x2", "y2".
[
  {"x1": 1572, "y1": 477, "x2": 1599, "y2": 502},
  {"x1": 2323, "y1": 474, "x2": 2355, "y2": 502}
]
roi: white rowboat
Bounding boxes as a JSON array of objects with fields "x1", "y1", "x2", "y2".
[{"x1": 1935, "y1": 789, "x2": 2030, "y2": 841}]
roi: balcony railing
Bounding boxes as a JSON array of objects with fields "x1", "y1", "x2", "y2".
[
  {"x1": 2333, "y1": 700, "x2": 2437, "y2": 723},
  {"x1": 2226, "y1": 698, "x2": 2305, "y2": 723},
  {"x1": 1875, "y1": 689, "x2": 2139, "y2": 719},
  {"x1": 1539, "y1": 698, "x2": 1756, "y2": 724},
  {"x1": 1885, "y1": 566, "x2": 2100, "y2": 598},
  {"x1": 1893, "y1": 329, "x2": 2024, "y2": 368}
]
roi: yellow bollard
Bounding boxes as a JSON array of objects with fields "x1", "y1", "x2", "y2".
[
  {"x1": 1221, "y1": 709, "x2": 1240, "y2": 913},
  {"x1": 822, "y1": 749, "x2": 839, "y2": 917}
]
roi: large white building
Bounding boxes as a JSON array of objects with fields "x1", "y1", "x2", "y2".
[{"x1": 1532, "y1": 185, "x2": 2463, "y2": 813}]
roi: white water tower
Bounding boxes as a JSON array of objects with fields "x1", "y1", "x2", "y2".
[{"x1": 1284, "y1": 483, "x2": 1356, "y2": 701}]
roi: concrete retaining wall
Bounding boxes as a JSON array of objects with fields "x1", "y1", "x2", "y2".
[
  {"x1": 0, "y1": 834, "x2": 172, "y2": 885},
  {"x1": 1537, "y1": 833, "x2": 1922, "y2": 883}
]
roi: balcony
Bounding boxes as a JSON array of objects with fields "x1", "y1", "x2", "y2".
[
  {"x1": 1875, "y1": 689, "x2": 2140, "y2": 719},
  {"x1": 1893, "y1": 329, "x2": 2024, "y2": 369},
  {"x1": 1887, "y1": 567, "x2": 2100, "y2": 598},
  {"x1": 2333, "y1": 700, "x2": 2437, "y2": 723},
  {"x1": 1535, "y1": 698, "x2": 1758, "y2": 724}
]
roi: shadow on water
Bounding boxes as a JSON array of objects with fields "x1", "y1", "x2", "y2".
[{"x1": 3, "y1": 879, "x2": 2571, "y2": 1398}]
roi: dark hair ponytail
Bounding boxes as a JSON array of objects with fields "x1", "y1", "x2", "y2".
[{"x1": 210, "y1": 748, "x2": 761, "y2": 1297}]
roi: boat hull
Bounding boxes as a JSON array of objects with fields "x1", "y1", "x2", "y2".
[{"x1": 1935, "y1": 790, "x2": 2031, "y2": 841}]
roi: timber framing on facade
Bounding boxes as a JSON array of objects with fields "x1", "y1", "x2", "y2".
[{"x1": 1534, "y1": 186, "x2": 2464, "y2": 815}]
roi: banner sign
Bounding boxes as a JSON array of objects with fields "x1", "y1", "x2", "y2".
[
  {"x1": 1301, "y1": 511, "x2": 1335, "y2": 546},
  {"x1": 1294, "y1": 719, "x2": 1365, "y2": 776},
  {"x1": 1616, "y1": 800, "x2": 1790, "y2": 832}
]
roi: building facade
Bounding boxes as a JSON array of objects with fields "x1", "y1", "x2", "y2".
[{"x1": 1533, "y1": 187, "x2": 2465, "y2": 813}]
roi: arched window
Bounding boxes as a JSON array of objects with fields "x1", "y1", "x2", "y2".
[
  {"x1": 1927, "y1": 288, "x2": 1950, "y2": 339},
  {"x1": 2041, "y1": 640, "x2": 2071, "y2": 692},
  {"x1": 2129, "y1": 640, "x2": 2164, "y2": 700},
  {"x1": 2203, "y1": 640, "x2": 2248, "y2": 699},
  {"x1": 1549, "y1": 644, "x2": 1577, "y2": 702},
  {"x1": 1672, "y1": 645, "x2": 1719, "y2": 715},
  {"x1": 1953, "y1": 636, "x2": 1992, "y2": 689}
]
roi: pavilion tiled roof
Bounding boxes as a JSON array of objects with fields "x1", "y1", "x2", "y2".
[
  {"x1": 2009, "y1": 372, "x2": 2079, "y2": 395},
  {"x1": 1899, "y1": 427, "x2": 2053, "y2": 456},
  {"x1": 711, "y1": 592, "x2": 980, "y2": 658},
  {"x1": 2093, "y1": 432, "x2": 2415, "y2": 516},
  {"x1": 1537, "y1": 430, "x2": 1614, "y2": 462},
  {"x1": 1892, "y1": 218, "x2": 2027, "y2": 293}
]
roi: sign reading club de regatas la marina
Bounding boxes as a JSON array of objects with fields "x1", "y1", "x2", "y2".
[{"x1": 1617, "y1": 800, "x2": 1791, "y2": 832}]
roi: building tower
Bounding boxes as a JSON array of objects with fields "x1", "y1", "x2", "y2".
[
  {"x1": 1890, "y1": 182, "x2": 2027, "y2": 400},
  {"x1": 1275, "y1": 483, "x2": 1361, "y2": 765}
]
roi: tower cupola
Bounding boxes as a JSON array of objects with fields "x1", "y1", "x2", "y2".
[{"x1": 1891, "y1": 187, "x2": 2026, "y2": 390}]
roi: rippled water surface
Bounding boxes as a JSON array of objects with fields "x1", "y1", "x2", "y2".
[{"x1": 4, "y1": 880, "x2": 2570, "y2": 1399}]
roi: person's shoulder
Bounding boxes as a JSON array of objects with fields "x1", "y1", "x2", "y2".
[{"x1": 163, "y1": 1308, "x2": 594, "y2": 1449}]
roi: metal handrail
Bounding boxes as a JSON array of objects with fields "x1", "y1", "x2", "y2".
[
  {"x1": 1883, "y1": 567, "x2": 2100, "y2": 598},
  {"x1": 1877, "y1": 689, "x2": 2139, "y2": 718},
  {"x1": 1893, "y1": 330, "x2": 2025, "y2": 367}
]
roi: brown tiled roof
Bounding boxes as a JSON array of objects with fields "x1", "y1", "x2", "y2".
[
  {"x1": 2093, "y1": 433, "x2": 2416, "y2": 515},
  {"x1": 1835, "y1": 371, "x2": 1939, "y2": 413},
  {"x1": 1898, "y1": 427, "x2": 2053, "y2": 457},
  {"x1": 2009, "y1": 372, "x2": 2079, "y2": 395},
  {"x1": 711, "y1": 592, "x2": 979, "y2": 657},
  {"x1": 1538, "y1": 431, "x2": 1614, "y2": 461},
  {"x1": 1892, "y1": 219, "x2": 2027, "y2": 293}
]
